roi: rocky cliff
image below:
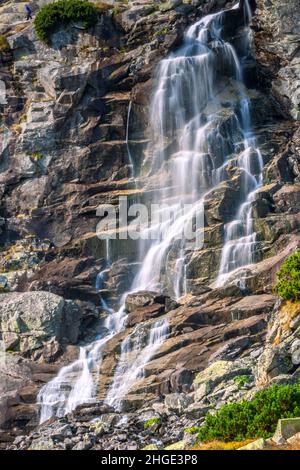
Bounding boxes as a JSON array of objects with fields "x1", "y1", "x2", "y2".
[{"x1": 1, "y1": 0, "x2": 300, "y2": 450}]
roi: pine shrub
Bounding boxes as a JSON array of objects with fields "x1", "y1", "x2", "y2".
[{"x1": 34, "y1": 0, "x2": 99, "y2": 43}]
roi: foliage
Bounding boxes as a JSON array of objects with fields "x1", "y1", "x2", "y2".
[
  {"x1": 192, "y1": 439, "x2": 255, "y2": 450},
  {"x1": 34, "y1": 0, "x2": 99, "y2": 43},
  {"x1": 144, "y1": 417, "x2": 161, "y2": 429},
  {"x1": 274, "y1": 251, "x2": 300, "y2": 301},
  {"x1": 233, "y1": 375, "x2": 250, "y2": 388},
  {"x1": 197, "y1": 383, "x2": 300, "y2": 442}
]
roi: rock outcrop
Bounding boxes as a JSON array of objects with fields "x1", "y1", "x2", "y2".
[
  {"x1": 1, "y1": 0, "x2": 300, "y2": 450},
  {"x1": 0, "y1": 291, "x2": 82, "y2": 356}
]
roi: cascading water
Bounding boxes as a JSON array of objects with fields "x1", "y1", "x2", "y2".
[
  {"x1": 105, "y1": 319, "x2": 169, "y2": 410},
  {"x1": 216, "y1": 4, "x2": 264, "y2": 286},
  {"x1": 38, "y1": 0, "x2": 264, "y2": 421}
]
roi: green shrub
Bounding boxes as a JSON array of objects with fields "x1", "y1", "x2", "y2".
[
  {"x1": 34, "y1": 0, "x2": 99, "y2": 43},
  {"x1": 274, "y1": 251, "x2": 300, "y2": 301},
  {"x1": 198, "y1": 383, "x2": 300, "y2": 442},
  {"x1": 233, "y1": 375, "x2": 250, "y2": 388},
  {"x1": 144, "y1": 417, "x2": 161, "y2": 429}
]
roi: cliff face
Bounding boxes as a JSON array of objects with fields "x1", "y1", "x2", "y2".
[{"x1": 1, "y1": 0, "x2": 300, "y2": 449}]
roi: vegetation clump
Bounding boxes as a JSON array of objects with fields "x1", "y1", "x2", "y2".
[
  {"x1": 34, "y1": 0, "x2": 99, "y2": 43},
  {"x1": 233, "y1": 375, "x2": 250, "y2": 388},
  {"x1": 197, "y1": 383, "x2": 300, "y2": 442},
  {"x1": 274, "y1": 251, "x2": 300, "y2": 301}
]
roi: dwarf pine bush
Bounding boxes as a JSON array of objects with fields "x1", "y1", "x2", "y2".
[{"x1": 197, "y1": 383, "x2": 300, "y2": 442}]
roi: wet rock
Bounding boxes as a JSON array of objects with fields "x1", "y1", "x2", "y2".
[
  {"x1": 238, "y1": 438, "x2": 267, "y2": 450},
  {"x1": 193, "y1": 360, "x2": 253, "y2": 401}
]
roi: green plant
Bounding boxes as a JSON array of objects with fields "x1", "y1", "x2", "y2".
[
  {"x1": 197, "y1": 383, "x2": 300, "y2": 443},
  {"x1": 34, "y1": 0, "x2": 99, "y2": 43},
  {"x1": 274, "y1": 251, "x2": 300, "y2": 301},
  {"x1": 233, "y1": 375, "x2": 250, "y2": 388},
  {"x1": 144, "y1": 417, "x2": 161, "y2": 429},
  {"x1": 0, "y1": 34, "x2": 9, "y2": 52}
]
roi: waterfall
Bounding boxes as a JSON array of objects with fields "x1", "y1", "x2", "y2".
[
  {"x1": 38, "y1": 0, "x2": 263, "y2": 421},
  {"x1": 126, "y1": 100, "x2": 135, "y2": 176}
]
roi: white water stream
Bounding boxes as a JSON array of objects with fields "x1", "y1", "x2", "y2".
[{"x1": 38, "y1": 0, "x2": 263, "y2": 421}]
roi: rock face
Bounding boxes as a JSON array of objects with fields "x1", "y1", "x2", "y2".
[{"x1": 1, "y1": 0, "x2": 300, "y2": 450}]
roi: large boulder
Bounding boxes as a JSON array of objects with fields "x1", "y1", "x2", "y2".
[
  {"x1": 0, "y1": 291, "x2": 82, "y2": 355},
  {"x1": 193, "y1": 360, "x2": 253, "y2": 401},
  {"x1": 125, "y1": 291, "x2": 177, "y2": 313},
  {"x1": 255, "y1": 347, "x2": 295, "y2": 384}
]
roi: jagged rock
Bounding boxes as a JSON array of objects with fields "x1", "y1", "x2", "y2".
[
  {"x1": 238, "y1": 438, "x2": 267, "y2": 450},
  {"x1": 0, "y1": 291, "x2": 82, "y2": 355},
  {"x1": 1, "y1": 0, "x2": 300, "y2": 451},
  {"x1": 29, "y1": 437, "x2": 55, "y2": 451},
  {"x1": 273, "y1": 418, "x2": 300, "y2": 442},
  {"x1": 125, "y1": 291, "x2": 177, "y2": 313},
  {"x1": 117, "y1": 5, "x2": 155, "y2": 32}
]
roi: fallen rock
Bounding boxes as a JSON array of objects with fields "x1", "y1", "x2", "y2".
[
  {"x1": 164, "y1": 393, "x2": 193, "y2": 414},
  {"x1": 287, "y1": 432, "x2": 300, "y2": 446},
  {"x1": 272, "y1": 417, "x2": 300, "y2": 442},
  {"x1": 125, "y1": 291, "x2": 177, "y2": 313},
  {"x1": 256, "y1": 347, "x2": 294, "y2": 384},
  {"x1": 238, "y1": 438, "x2": 267, "y2": 450}
]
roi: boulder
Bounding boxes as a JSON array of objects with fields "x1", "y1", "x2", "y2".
[
  {"x1": 164, "y1": 393, "x2": 193, "y2": 414},
  {"x1": 125, "y1": 291, "x2": 177, "y2": 313},
  {"x1": 272, "y1": 418, "x2": 300, "y2": 443},
  {"x1": 256, "y1": 347, "x2": 294, "y2": 384},
  {"x1": 287, "y1": 432, "x2": 300, "y2": 446},
  {"x1": 0, "y1": 291, "x2": 82, "y2": 354},
  {"x1": 117, "y1": 6, "x2": 155, "y2": 32},
  {"x1": 238, "y1": 438, "x2": 267, "y2": 450}
]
